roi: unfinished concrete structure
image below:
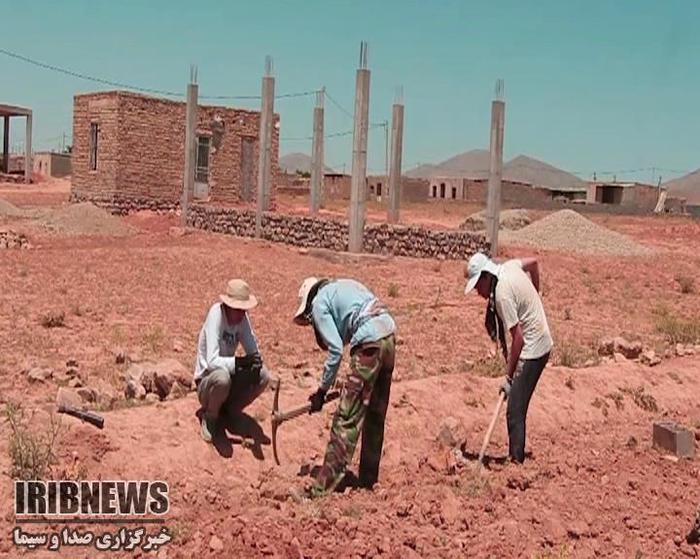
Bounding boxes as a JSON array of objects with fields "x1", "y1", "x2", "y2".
[
  {"x1": 71, "y1": 91, "x2": 279, "y2": 211},
  {"x1": 587, "y1": 181, "x2": 661, "y2": 211},
  {"x1": 1, "y1": 103, "x2": 32, "y2": 183},
  {"x1": 33, "y1": 152, "x2": 71, "y2": 178},
  {"x1": 368, "y1": 175, "x2": 427, "y2": 203}
]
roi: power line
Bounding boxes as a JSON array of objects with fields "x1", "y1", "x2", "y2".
[
  {"x1": 325, "y1": 90, "x2": 354, "y2": 119},
  {"x1": 280, "y1": 123, "x2": 384, "y2": 142},
  {"x1": 0, "y1": 47, "x2": 317, "y2": 100}
]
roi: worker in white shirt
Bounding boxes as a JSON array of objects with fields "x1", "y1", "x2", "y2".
[{"x1": 193, "y1": 279, "x2": 270, "y2": 443}]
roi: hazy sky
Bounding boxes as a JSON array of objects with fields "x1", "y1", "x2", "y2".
[{"x1": 2, "y1": 0, "x2": 699, "y2": 182}]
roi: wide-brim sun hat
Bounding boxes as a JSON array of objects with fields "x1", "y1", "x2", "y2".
[
  {"x1": 464, "y1": 252, "x2": 500, "y2": 294},
  {"x1": 220, "y1": 279, "x2": 258, "y2": 310},
  {"x1": 293, "y1": 277, "x2": 319, "y2": 324}
]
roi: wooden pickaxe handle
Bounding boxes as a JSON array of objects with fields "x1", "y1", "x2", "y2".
[
  {"x1": 273, "y1": 390, "x2": 341, "y2": 424},
  {"x1": 476, "y1": 391, "x2": 506, "y2": 472}
]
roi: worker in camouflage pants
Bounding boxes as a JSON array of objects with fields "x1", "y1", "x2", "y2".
[{"x1": 293, "y1": 277, "x2": 396, "y2": 498}]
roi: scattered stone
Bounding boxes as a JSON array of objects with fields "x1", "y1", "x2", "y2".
[
  {"x1": 166, "y1": 381, "x2": 189, "y2": 401},
  {"x1": 172, "y1": 339, "x2": 184, "y2": 353},
  {"x1": 57, "y1": 387, "x2": 83, "y2": 409},
  {"x1": 567, "y1": 519, "x2": 590, "y2": 539},
  {"x1": 76, "y1": 387, "x2": 98, "y2": 403},
  {"x1": 168, "y1": 226, "x2": 187, "y2": 238},
  {"x1": 640, "y1": 350, "x2": 662, "y2": 367},
  {"x1": 145, "y1": 393, "x2": 160, "y2": 404},
  {"x1": 437, "y1": 416, "x2": 466, "y2": 448},
  {"x1": 626, "y1": 436, "x2": 638, "y2": 450},
  {"x1": 599, "y1": 337, "x2": 642, "y2": 359},
  {"x1": 114, "y1": 348, "x2": 129, "y2": 364},
  {"x1": 68, "y1": 377, "x2": 83, "y2": 389},
  {"x1": 26, "y1": 367, "x2": 52, "y2": 383},
  {"x1": 209, "y1": 535, "x2": 223, "y2": 553},
  {"x1": 0, "y1": 229, "x2": 31, "y2": 249},
  {"x1": 613, "y1": 352, "x2": 628, "y2": 364}
]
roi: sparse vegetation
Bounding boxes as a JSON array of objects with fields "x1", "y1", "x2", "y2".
[
  {"x1": 564, "y1": 376, "x2": 575, "y2": 391},
  {"x1": 591, "y1": 397, "x2": 609, "y2": 417},
  {"x1": 653, "y1": 306, "x2": 700, "y2": 345},
  {"x1": 387, "y1": 283, "x2": 400, "y2": 298},
  {"x1": 675, "y1": 274, "x2": 695, "y2": 294},
  {"x1": 534, "y1": 546, "x2": 571, "y2": 559},
  {"x1": 5, "y1": 403, "x2": 61, "y2": 480},
  {"x1": 555, "y1": 339, "x2": 599, "y2": 368},
  {"x1": 605, "y1": 391, "x2": 625, "y2": 411},
  {"x1": 40, "y1": 310, "x2": 65, "y2": 328},
  {"x1": 563, "y1": 308, "x2": 572, "y2": 321},
  {"x1": 472, "y1": 354, "x2": 504, "y2": 378},
  {"x1": 142, "y1": 325, "x2": 166, "y2": 354},
  {"x1": 619, "y1": 386, "x2": 658, "y2": 412}
]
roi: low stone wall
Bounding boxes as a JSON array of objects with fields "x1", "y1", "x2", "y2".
[
  {"x1": 187, "y1": 205, "x2": 488, "y2": 260},
  {"x1": 69, "y1": 191, "x2": 179, "y2": 215}
]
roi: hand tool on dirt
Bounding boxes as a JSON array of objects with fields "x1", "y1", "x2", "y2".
[
  {"x1": 57, "y1": 404, "x2": 105, "y2": 429},
  {"x1": 271, "y1": 379, "x2": 340, "y2": 465},
  {"x1": 475, "y1": 391, "x2": 506, "y2": 473}
]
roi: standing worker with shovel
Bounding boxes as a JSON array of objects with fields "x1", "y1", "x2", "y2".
[
  {"x1": 293, "y1": 277, "x2": 396, "y2": 498},
  {"x1": 464, "y1": 252, "x2": 552, "y2": 464}
]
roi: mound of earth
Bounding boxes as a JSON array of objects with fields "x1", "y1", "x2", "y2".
[
  {"x1": 34, "y1": 202, "x2": 134, "y2": 237},
  {"x1": 501, "y1": 209, "x2": 652, "y2": 256},
  {"x1": 460, "y1": 208, "x2": 531, "y2": 232},
  {"x1": 0, "y1": 198, "x2": 25, "y2": 218}
]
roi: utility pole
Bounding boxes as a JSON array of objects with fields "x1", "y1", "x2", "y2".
[
  {"x1": 24, "y1": 112, "x2": 32, "y2": 184},
  {"x1": 485, "y1": 79, "x2": 505, "y2": 256},
  {"x1": 181, "y1": 65, "x2": 198, "y2": 227},
  {"x1": 383, "y1": 120, "x2": 389, "y2": 186},
  {"x1": 348, "y1": 42, "x2": 371, "y2": 253},
  {"x1": 387, "y1": 87, "x2": 404, "y2": 224},
  {"x1": 310, "y1": 87, "x2": 325, "y2": 215},
  {"x1": 256, "y1": 56, "x2": 275, "y2": 238}
]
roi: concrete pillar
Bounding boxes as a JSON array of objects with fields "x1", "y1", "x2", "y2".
[
  {"x1": 485, "y1": 80, "x2": 505, "y2": 256},
  {"x1": 24, "y1": 113, "x2": 32, "y2": 183},
  {"x1": 310, "y1": 88, "x2": 324, "y2": 215},
  {"x1": 256, "y1": 56, "x2": 275, "y2": 237},
  {"x1": 387, "y1": 91, "x2": 404, "y2": 224},
  {"x1": 181, "y1": 67, "x2": 198, "y2": 227},
  {"x1": 2, "y1": 116, "x2": 9, "y2": 174},
  {"x1": 348, "y1": 42, "x2": 370, "y2": 253}
]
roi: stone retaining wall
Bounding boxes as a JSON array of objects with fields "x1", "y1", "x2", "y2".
[
  {"x1": 69, "y1": 191, "x2": 179, "y2": 215},
  {"x1": 187, "y1": 205, "x2": 488, "y2": 260}
]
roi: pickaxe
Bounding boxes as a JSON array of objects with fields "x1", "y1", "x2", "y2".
[{"x1": 271, "y1": 380, "x2": 340, "y2": 465}]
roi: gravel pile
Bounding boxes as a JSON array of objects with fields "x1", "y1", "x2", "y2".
[
  {"x1": 501, "y1": 209, "x2": 653, "y2": 256},
  {"x1": 460, "y1": 208, "x2": 531, "y2": 232},
  {"x1": 34, "y1": 203, "x2": 134, "y2": 236}
]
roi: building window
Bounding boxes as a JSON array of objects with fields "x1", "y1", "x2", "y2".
[
  {"x1": 432, "y1": 185, "x2": 437, "y2": 198},
  {"x1": 451, "y1": 186, "x2": 457, "y2": 199},
  {"x1": 440, "y1": 183, "x2": 446, "y2": 198},
  {"x1": 195, "y1": 136, "x2": 211, "y2": 183},
  {"x1": 89, "y1": 123, "x2": 99, "y2": 171},
  {"x1": 377, "y1": 183, "x2": 382, "y2": 197}
]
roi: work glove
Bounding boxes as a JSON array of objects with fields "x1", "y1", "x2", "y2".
[
  {"x1": 499, "y1": 377, "x2": 512, "y2": 400},
  {"x1": 308, "y1": 387, "x2": 328, "y2": 414},
  {"x1": 235, "y1": 353, "x2": 263, "y2": 383}
]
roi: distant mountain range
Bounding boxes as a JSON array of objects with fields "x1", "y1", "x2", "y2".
[
  {"x1": 279, "y1": 153, "x2": 334, "y2": 174},
  {"x1": 405, "y1": 150, "x2": 586, "y2": 191},
  {"x1": 664, "y1": 169, "x2": 700, "y2": 205}
]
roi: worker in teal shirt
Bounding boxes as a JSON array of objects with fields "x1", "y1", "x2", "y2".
[{"x1": 293, "y1": 278, "x2": 396, "y2": 497}]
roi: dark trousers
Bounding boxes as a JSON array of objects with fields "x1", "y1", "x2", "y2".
[{"x1": 506, "y1": 352, "x2": 550, "y2": 463}]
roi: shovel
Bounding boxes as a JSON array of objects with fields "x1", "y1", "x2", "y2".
[{"x1": 475, "y1": 391, "x2": 506, "y2": 473}]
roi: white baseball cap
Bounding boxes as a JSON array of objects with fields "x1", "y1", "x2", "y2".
[
  {"x1": 464, "y1": 252, "x2": 499, "y2": 294},
  {"x1": 293, "y1": 277, "x2": 319, "y2": 324}
]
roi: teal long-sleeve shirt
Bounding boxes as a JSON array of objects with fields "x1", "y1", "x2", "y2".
[{"x1": 311, "y1": 279, "x2": 396, "y2": 390}]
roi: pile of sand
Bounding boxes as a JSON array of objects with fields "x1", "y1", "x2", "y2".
[
  {"x1": 501, "y1": 209, "x2": 652, "y2": 256},
  {"x1": 34, "y1": 203, "x2": 134, "y2": 237},
  {"x1": 0, "y1": 198, "x2": 25, "y2": 218},
  {"x1": 460, "y1": 208, "x2": 531, "y2": 232}
]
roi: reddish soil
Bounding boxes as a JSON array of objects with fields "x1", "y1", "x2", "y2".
[{"x1": 1, "y1": 184, "x2": 699, "y2": 558}]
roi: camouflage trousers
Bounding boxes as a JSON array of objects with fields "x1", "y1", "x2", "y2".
[
  {"x1": 311, "y1": 334, "x2": 395, "y2": 497},
  {"x1": 688, "y1": 502, "x2": 700, "y2": 544}
]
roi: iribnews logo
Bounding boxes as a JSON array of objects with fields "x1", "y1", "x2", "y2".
[{"x1": 15, "y1": 481, "x2": 169, "y2": 518}]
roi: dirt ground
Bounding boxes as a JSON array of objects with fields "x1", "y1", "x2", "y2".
[{"x1": 1, "y1": 182, "x2": 699, "y2": 558}]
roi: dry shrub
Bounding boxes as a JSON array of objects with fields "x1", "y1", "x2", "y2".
[
  {"x1": 619, "y1": 386, "x2": 658, "y2": 412},
  {"x1": 653, "y1": 306, "x2": 700, "y2": 345},
  {"x1": 675, "y1": 274, "x2": 695, "y2": 294},
  {"x1": 142, "y1": 325, "x2": 166, "y2": 354},
  {"x1": 555, "y1": 339, "x2": 599, "y2": 368},
  {"x1": 605, "y1": 391, "x2": 625, "y2": 411},
  {"x1": 591, "y1": 397, "x2": 609, "y2": 417},
  {"x1": 534, "y1": 546, "x2": 571, "y2": 559},
  {"x1": 5, "y1": 403, "x2": 61, "y2": 480},
  {"x1": 472, "y1": 354, "x2": 504, "y2": 378},
  {"x1": 387, "y1": 283, "x2": 400, "y2": 298},
  {"x1": 40, "y1": 311, "x2": 65, "y2": 328}
]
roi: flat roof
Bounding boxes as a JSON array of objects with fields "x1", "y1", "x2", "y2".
[{"x1": 0, "y1": 103, "x2": 32, "y2": 117}]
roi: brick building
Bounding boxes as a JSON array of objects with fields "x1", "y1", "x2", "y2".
[
  {"x1": 427, "y1": 176, "x2": 553, "y2": 206},
  {"x1": 33, "y1": 151, "x2": 72, "y2": 178},
  {"x1": 71, "y1": 91, "x2": 279, "y2": 210},
  {"x1": 586, "y1": 181, "x2": 661, "y2": 211}
]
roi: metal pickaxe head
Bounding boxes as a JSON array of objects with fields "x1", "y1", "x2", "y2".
[{"x1": 270, "y1": 379, "x2": 340, "y2": 466}]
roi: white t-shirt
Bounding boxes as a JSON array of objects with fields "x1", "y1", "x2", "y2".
[
  {"x1": 495, "y1": 259, "x2": 553, "y2": 360},
  {"x1": 193, "y1": 303, "x2": 259, "y2": 380}
]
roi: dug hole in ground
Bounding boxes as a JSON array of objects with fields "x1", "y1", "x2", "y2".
[{"x1": 1, "y1": 179, "x2": 699, "y2": 558}]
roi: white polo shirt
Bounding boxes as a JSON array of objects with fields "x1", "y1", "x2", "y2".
[{"x1": 495, "y1": 260, "x2": 553, "y2": 360}]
